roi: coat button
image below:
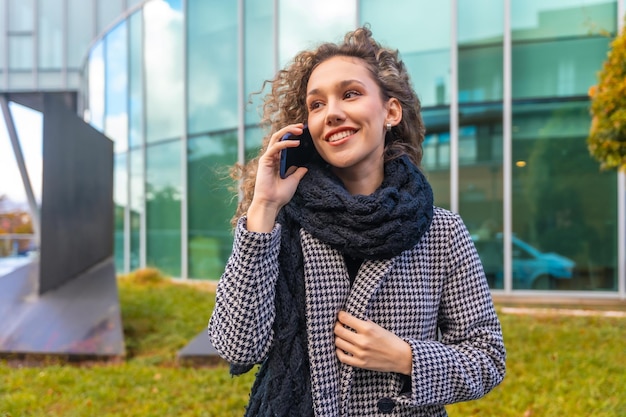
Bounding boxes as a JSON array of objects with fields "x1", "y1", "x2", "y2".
[{"x1": 377, "y1": 397, "x2": 395, "y2": 413}]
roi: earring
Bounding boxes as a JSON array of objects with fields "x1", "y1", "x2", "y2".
[{"x1": 386, "y1": 122, "x2": 392, "y2": 132}]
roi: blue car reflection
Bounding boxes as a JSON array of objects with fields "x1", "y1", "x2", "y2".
[{"x1": 472, "y1": 233, "x2": 575, "y2": 289}]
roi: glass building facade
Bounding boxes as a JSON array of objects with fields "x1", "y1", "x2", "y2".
[
  {"x1": 0, "y1": 0, "x2": 145, "y2": 268},
  {"x1": 79, "y1": 0, "x2": 626, "y2": 298},
  {"x1": 0, "y1": 0, "x2": 145, "y2": 91}
]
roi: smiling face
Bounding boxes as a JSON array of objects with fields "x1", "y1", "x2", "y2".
[{"x1": 305, "y1": 56, "x2": 401, "y2": 194}]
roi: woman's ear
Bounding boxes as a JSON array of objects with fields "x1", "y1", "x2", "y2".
[{"x1": 385, "y1": 97, "x2": 402, "y2": 127}]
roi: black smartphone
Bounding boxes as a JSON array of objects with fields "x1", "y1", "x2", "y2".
[{"x1": 279, "y1": 126, "x2": 316, "y2": 178}]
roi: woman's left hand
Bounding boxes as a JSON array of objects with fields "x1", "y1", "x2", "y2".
[{"x1": 334, "y1": 310, "x2": 412, "y2": 375}]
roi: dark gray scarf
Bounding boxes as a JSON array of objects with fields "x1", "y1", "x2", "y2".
[{"x1": 231, "y1": 155, "x2": 434, "y2": 416}]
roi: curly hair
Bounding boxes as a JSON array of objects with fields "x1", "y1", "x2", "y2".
[{"x1": 231, "y1": 25, "x2": 425, "y2": 224}]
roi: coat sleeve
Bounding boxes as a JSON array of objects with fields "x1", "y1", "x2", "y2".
[
  {"x1": 207, "y1": 216, "x2": 282, "y2": 365},
  {"x1": 400, "y1": 212, "x2": 506, "y2": 407}
]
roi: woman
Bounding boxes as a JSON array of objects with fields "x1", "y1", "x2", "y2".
[{"x1": 208, "y1": 26, "x2": 505, "y2": 417}]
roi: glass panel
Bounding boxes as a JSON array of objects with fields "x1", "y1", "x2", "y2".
[
  {"x1": 457, "y1": 1, "x2": 504, "y2": 289},
  {"x1": 458, "y1": 0, "x2": 503, "y2": 103},
  {"x1": 421, "y1": 108, "x2": 451, "y2": 210},
  {"x1": 512, "y1": 100, "x2": 617, "y2": 291},
  {"x1": 88, "y1": 41, "x2": 105, "y2": 131},
  {"x1": 67, "y1": 0, "x2": 94, "y2": 68},
  {"x1": 38, "y1": 0, "x2": 63, "y2": 69},
  {"x1": 188, "y1": 131, "x2": 238, "y2": 279},
  {"x1": 278, "y1": 0, "x2": 356, "y2": 66},
  {"x1": 9, "y1": 36, "x2": 33, "y2": 70},
  {"x1": 37, "y1": 71, "x2": 64, "y2": 89},
  {"x1": 129, "y1": 148, "x2": 143, "y2": 270},
  {"x1": 146, "y1": 140, "x2": 181, "y2": 277},
  {"x1": 104, "y1": 22, "x2": 129, "y2": 153},
  {"x1": 360, "y1": 0, "x2": 451, "y2": 107},
  {"x1": 244, "y1": 0, "x2": 274, "y2": 125},
  {"x1": 7, "y1": 72, "x2": 34, "y2": 88},
  {"x1": 511, "y1": 0, "x2": 616, "y2": 40},
  {"x1": 187, "y1": 0, "x2": 238, "y2": 134},
  {"x1": 114, "y1": 153, "x2": 127, "y2": 273},
  {"x1": 245, "y1": 126, "x2": 265, "y2": 162},
  {"x1": 458, "y1": 104, "x2": 504, "y2": 290},
  {"x1": 512, "y1": 0, "x2": 616, "y2": 99},
  {"x1": 128, "y1": 11, "x2": 143, "y2": 149},
  {"x1": 144, "y1": 0, "x2": 184, "y2": 143},
  {"x1": 97, "y1": 0, "x2": 124, "y2": 34},
  {"x1": 8, "y1": 0, "x2": 34, "y2": 31}
]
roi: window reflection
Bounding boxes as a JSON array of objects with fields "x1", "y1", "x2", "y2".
[
  {"x1": 244, "y1": 0, "x2": 275, "y2": 125},
  {"x1": 457, "y1": 103, "x2": 503, "y2": 289},
  {"x1": 187, "y1": 132, "x2": 238, "y2": 279},
  {"x1": 146, "y1": 141, "x2": 182, "y2": 277},
  {"x1": 114, "y1": 154, "x2": 128, "y2": 273},
  {"x1": 105, "y1": 23, "x2": 129, "y2": 153},
  {"x1": 421, "y1": 108, "x2": 451, "y2": 209},
  {"x1": 361, "y1": 0, "x2": 451, "y2": 107},
  {"x1": 129, "y1": 149, "x2": 144, "y2": 271},
  {"x1": 88, "y1": 42, "x2": 105, "y2": 132},
  {"x1": 38, "y1": 0, "x2": 63, "y2": 69},
  {"x1": 187, "y1": 0, "x2": 238, "y2": 134},
  {"x1": 245, "y1": 126, "x2": 265, "y2": 162},
  {"x1": 145, "y1": 0, "x2": 184, "y2": 143},
  {"x1": 278, "y1": 0, "x2": 356, "y2": 66},
  {"x1": 511, "y1": 0, "x2": 616, "y2": 99},
  {"x1": 512, "y1": 101, "x2": 618, "y2": 291},
  {"x1": 67, "y1": 0, "x2": 94, "y2": 68},
  {"x1": 128, "y1": 12, "x2": 143, "y2": 150}
]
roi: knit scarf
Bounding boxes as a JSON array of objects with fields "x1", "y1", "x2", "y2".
[{"x1": 231, "y1": 155, "x2": 434, "y2": 416}]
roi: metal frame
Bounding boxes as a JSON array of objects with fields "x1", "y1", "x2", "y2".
[
  {"x1": 617, "y1": 0, "x2": 625, "y2": 299},
  {"x1": 180, "y1": 0, "x2": 189, "y2": 280},
  {"x1": 502, "y1": 0, "x2": 513, "y2": 294},
  {"x1": 450, "y1": 0, "x2": 459, "y2": 214}
]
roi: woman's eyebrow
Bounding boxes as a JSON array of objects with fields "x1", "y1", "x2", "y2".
[{"x1": 307, "y1": 79, "x2": 367, "y2": 97}]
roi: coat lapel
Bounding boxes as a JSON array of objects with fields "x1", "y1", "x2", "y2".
[
  {"x1": 301, "y1": 229, "x2": 395, "y2": 416},
  {"x1": 301, "y1": 229, "x2": 349, "y2": 416},
  {"x1": 339, "y1": 258, "x2": 394, "y2": 415}
]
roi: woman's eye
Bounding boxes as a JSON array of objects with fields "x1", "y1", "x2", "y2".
[
  {"x1": 344, "y1": 90, "x2": 361, "y2": 99},
  {"x1": 308, "y1": 101, "x2": 322, "y2": 110}
]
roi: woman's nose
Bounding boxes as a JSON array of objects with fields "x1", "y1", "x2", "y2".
[{"x1": 325, "y1": 101, "x2": 345, "y2": 125}]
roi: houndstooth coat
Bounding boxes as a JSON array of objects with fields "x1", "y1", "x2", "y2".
[{"x1": 208, "y1": 206, "x2": 506, "y2": 416}]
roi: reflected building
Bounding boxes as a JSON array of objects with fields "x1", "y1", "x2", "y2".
[{"x1": 2, "y1": 0, "x2": 625, "y2": 299}]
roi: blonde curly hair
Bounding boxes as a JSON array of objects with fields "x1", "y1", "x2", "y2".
[{"x1": 232, "y1": 25, "x2": 425, "y2": 225}]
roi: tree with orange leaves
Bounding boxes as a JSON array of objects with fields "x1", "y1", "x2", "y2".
[{"x1": 587, "y1": 22, "x2": 626, "y2": 171}]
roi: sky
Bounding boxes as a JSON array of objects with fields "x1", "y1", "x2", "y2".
[{"x1": 0, "y1": 102, "x2": 43, "y2": 207}]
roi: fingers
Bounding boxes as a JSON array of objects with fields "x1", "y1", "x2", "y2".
[
  {"x1": 258, "y1": 123, "x2": 307, "y2": 172},
  {"x1": 267, "y1": 123, "x2": 305, "y2": 148}
]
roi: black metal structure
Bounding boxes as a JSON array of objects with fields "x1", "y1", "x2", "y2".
[{"x1": 0, "y1": 93, "x2": 125, "y2": 359}]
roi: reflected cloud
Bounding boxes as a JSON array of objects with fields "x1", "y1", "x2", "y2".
[
  {"x1": 144, "y1": 0, "x2": 185, "y2": 142},
  {"x1": 279, "y1": 0, "x2": 356, "y2": 65}
]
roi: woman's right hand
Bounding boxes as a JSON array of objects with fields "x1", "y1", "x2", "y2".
[{"x1": 246, "y1": 124, "x2": 309, "y2": 232}]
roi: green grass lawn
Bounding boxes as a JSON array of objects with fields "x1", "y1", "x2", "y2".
[{"x1": 1, "y1": 269, "x2": 624, "y2": 417}]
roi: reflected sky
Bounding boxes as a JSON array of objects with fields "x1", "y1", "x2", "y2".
[{"x1": 278, "y1": 0, "x2": 356, "y2": 66}]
